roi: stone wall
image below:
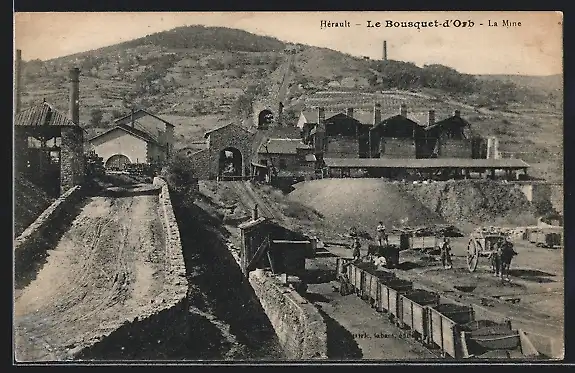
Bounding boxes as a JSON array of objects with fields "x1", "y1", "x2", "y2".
[
  {"x1": 14, "y1": 185, "x2": 83, "y2": 276},
  {"x1": 381, "y1": 138, "x2": 417, "y2": 158},
  {"x1": 248, "y1": 269, "x2": 328, "y2": 359},
  {"x1": 60, "y1": 127, "x2": 85, "y2": 195},
  {"x1": 325, "y1": 137, "x2": 359, "y2": 158},
  {"x1": 438, "y1": 138, "x2": 473, "y2": 158},
  {"x1": 73, "y1": 177, "x2": 189, "y2": 359}
]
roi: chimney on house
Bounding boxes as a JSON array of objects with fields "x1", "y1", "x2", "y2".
[
  {"x1": 454, "y1": 110, "x2": 461, "y2": 118},
  {"x1": 252, "y1": 204, "x2": 259, "y2": 221},
  {"x1": 68, "y1": 68, "x2": 80, "y2": 124},
  {"x1": 14, "y1": 49, "x2": 22, "y2": 116},
  {"x1": 317, "y1": 107, "x2": 325, "y2": 125},
  {"x1": 400, "y1": 104, "x2": 407, "y2": 117},
  {"x1": 345, "y1": 107, "x2": 354, "y2": 118},
  {"x1": 131, "y1": 108, "x2": 135, "y2": 127},
  {"x1": 428, "y1": 109, "x2": 435, "y2": 127},
  {"x1": 373, "y1": 103, "x2": 381, "y2": 125},
  {"x1": 383, "y1": 40, "x2": 388, "y2": 61}
]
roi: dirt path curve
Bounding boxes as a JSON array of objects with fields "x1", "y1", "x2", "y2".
[{"x1": 14, "y1": 193, "x2": 167, "y2": 362}]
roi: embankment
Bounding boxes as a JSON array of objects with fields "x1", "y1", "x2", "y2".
[
  {"x1": 14, "y1": 185, "x2": 84, "y2": 283},
  {"x1": 14, "y1": 177, "x2": 56, "y2": 238},
  {"x1": 399, "y1": 180, "x2": 539, "y2": 227},
  {"x1": 248, "y1": 269, "x2": 328, "y2": 359}
]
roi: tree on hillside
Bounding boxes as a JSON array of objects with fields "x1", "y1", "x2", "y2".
[{"x1": 89, "y1": 108, "x2": 103, "y2": 126}]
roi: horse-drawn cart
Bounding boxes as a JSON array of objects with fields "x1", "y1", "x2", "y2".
[{"x1": 467, "y1": 227, "x2": 511, "y2": 272}]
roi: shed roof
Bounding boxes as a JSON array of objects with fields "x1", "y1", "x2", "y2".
[
  {"x1": 323, "y1": 157, "x2": 530, "y2": 169},
  {"x1": 15, "y1": 102, "x2": 78, "y2": 127},
  {"x1": 258, "y1": 138, "x2": 312, "y2": 155},
  {"x1": 238, "y1": 217, "x2": 267, "y2": 230}
]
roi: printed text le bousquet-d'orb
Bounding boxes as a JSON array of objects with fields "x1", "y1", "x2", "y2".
[{"x1": 320, "y1": 19, "x2": 522, "y2": 30}]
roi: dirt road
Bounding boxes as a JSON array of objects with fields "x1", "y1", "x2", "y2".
[{"x1": 14, "y1": 193, "x2": 167, "y2": 361}]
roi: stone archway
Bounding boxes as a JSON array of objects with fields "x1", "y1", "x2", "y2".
[
  {"x1": 105, "y1": 154, "x2": 131, "y2": 170},
  {"x1": 258, "y1": 109, "x2": 274, "y2": 129},
  {"x1": 218, "y1": 147, "x2": 242, "y2": 179}
]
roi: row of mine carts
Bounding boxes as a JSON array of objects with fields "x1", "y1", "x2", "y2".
[{"x1": 337, "y1": 258, "x2": 548, "y2": 360}]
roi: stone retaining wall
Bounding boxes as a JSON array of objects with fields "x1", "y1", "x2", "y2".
[
  {"x1": 248, "y1": 269, "x2": 328, "y2": 359},
  {"x1": 14, "y1": 185, "x2": 83, "y2": 275}
]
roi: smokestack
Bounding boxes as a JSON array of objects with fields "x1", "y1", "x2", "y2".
[
  {"x1": 454, "y1": 110, "x2": 461, "y2": 118},
  {"x1": 317, "y1": 107, "x2": 325, "y2": 125},
  {"x1": 428, "y1": 110, "x2": 435, "y2": 127},
  {"x1": 373, "y1": 103, "x2": 381, "y2": 125},
  {"x1": 400, "y1": 104, "x2": 407, "y2": 117},
  {"x1": 383, "y1": 40, "x2": 388, "y2": 61},
  {"x1": 14, "y1": 49, "x2": 22, "y2": 116},
  {"x1": 252, "y1": 204, "x2": 259, "y2": 221},
  {"x1": 345, "y1": 107, "x2": 354, "y2": 118},
  {"x1": 69, "y1": 68, "x2": 80, "y2": 124}
]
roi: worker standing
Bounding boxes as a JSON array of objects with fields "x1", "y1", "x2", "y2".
[
  {"x1": 440, "y1": 236, "x2": 453, "y2": 269},
  {"x1": 376, "y1": 221, "x2": 388, "y2": 247},
  {"x1": 500, "y1": 236, "x2": 518, "y2": 282},
  {"x1": 352, "y1": 237, "x2": 362, "y2": 261},
  {"x1": 492, "y1": 239, "x2": 503, "y2": 278}
]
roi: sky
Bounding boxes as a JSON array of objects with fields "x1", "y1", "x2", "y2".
[{"x1": 14, "y1": 11, "x2": 563, "y2": 76}]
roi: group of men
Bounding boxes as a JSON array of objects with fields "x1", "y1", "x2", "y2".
[{"x1": 348, "y1": 222, "x2": 518, "y2": 281}]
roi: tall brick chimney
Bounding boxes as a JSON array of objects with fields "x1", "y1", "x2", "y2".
[
  {"x1": 345, "y1": 107, "x2": 354, "y2": 118},
  {"x1": 373, "y1": 103, "x2": 381, "y2": 125},
  {"x1": 400, "y1": 104, "x2": 407, "y2": 117},
  {"x1": 383, "y1": 40, "x2": 388, "y2": 61},
  {"x1": 428, "y1": 109, "x2": 435, "y2": 127},
  {"x1": 69, "y1": 68, "x2": 80, "y2": 124},
  {"x1": 14, "y1": 49, "x2": 22, "y2": 116}
]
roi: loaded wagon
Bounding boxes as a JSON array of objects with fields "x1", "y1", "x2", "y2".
[
  {"x1": 378, "y1": 278, "x2": 414, "y2": 320},
  {"x1": 427, "y1": 302, "x2": 476, "y2": 358},
  {"x1": 527, "y1": 229, "x2": 563, "y2": 249},
  {"x1": 399, "y1": 289, "x2": 440, "y2": 340}
]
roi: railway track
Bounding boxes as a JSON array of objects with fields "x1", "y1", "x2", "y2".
[{"x1": 225, "y1": 181, "x2": 285, "y2": 223}]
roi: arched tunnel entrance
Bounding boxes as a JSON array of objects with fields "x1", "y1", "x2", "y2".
[
  {"x1": 258, "y1": 109, "x2": 274, "y2": 129},
  {"x1": 218, "y1": 147, "x2": 243, "y2": 180}
]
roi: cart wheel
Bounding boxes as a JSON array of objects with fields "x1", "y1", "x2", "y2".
[{"x1": 467, "y1": 239, "x2": 479, "y2": 272}]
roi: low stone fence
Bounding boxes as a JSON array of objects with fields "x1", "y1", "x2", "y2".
[
  {"x1": 248, "y1": 269, "x2": 328, "y2": 359},
  {"x1": 14, "y1": 185, "x2": 83, "y2": 277}
]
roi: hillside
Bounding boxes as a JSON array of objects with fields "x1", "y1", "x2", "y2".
[{"x1": 17, "y1": 25, "x2": 563, "y2": 181}]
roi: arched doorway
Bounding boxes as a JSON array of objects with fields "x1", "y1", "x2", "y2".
[
  {"x1": 258, "y1": 109, "x2": 274, "y2": 129},
  {"x1": 105, "y1": 154, "x2": 131, "y2": 170},
  {"x1": 218, "y1": 147, "x2": 242, "y2": 179}
]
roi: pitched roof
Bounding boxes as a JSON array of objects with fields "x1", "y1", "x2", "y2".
[
  {"x1": 88, "y1": 124, "x2": 160, "y2": 145},
  {"x1": 114, "y1": 109, "x2": 175, "y2": 127},
  {"x1": 204, "y1": 123, "x2": 252, "y2": 138},
  {"x1": 323, "y1": 158, "x2": 530, "y2": 169},
  {"x1": 426, "y1": 115, "x2": 471, "y2": 131},
  {"x1": 15, "y1": 102, "x2": 78, "y2": 127},
  {"x1": 257, "y1": 138, "x2": 313, "y2": 154}
]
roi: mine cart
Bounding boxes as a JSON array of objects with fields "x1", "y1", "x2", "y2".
[{"x1": 466, "y1": 227, "x2": 509, "y2": 272}]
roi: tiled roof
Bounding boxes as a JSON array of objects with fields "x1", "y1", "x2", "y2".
[
  {"x1": 88, "y1": 124, "x2": 160, "y2": 145},
  {"x1": 323, "y1": 158, "x2": 530, "y2": 169},
  {"x1": 204, "y1": 123, "x2": 252, "y2": 138},
  {"x1": 258, "y1": 138, "x2": 312, "y2": 155},
  {"x1": 114, "y1": 109, "x2": 175, "y2": 127},
  {"x1": 15, "y1": 102, "x2": 78, "y2": 127}
]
